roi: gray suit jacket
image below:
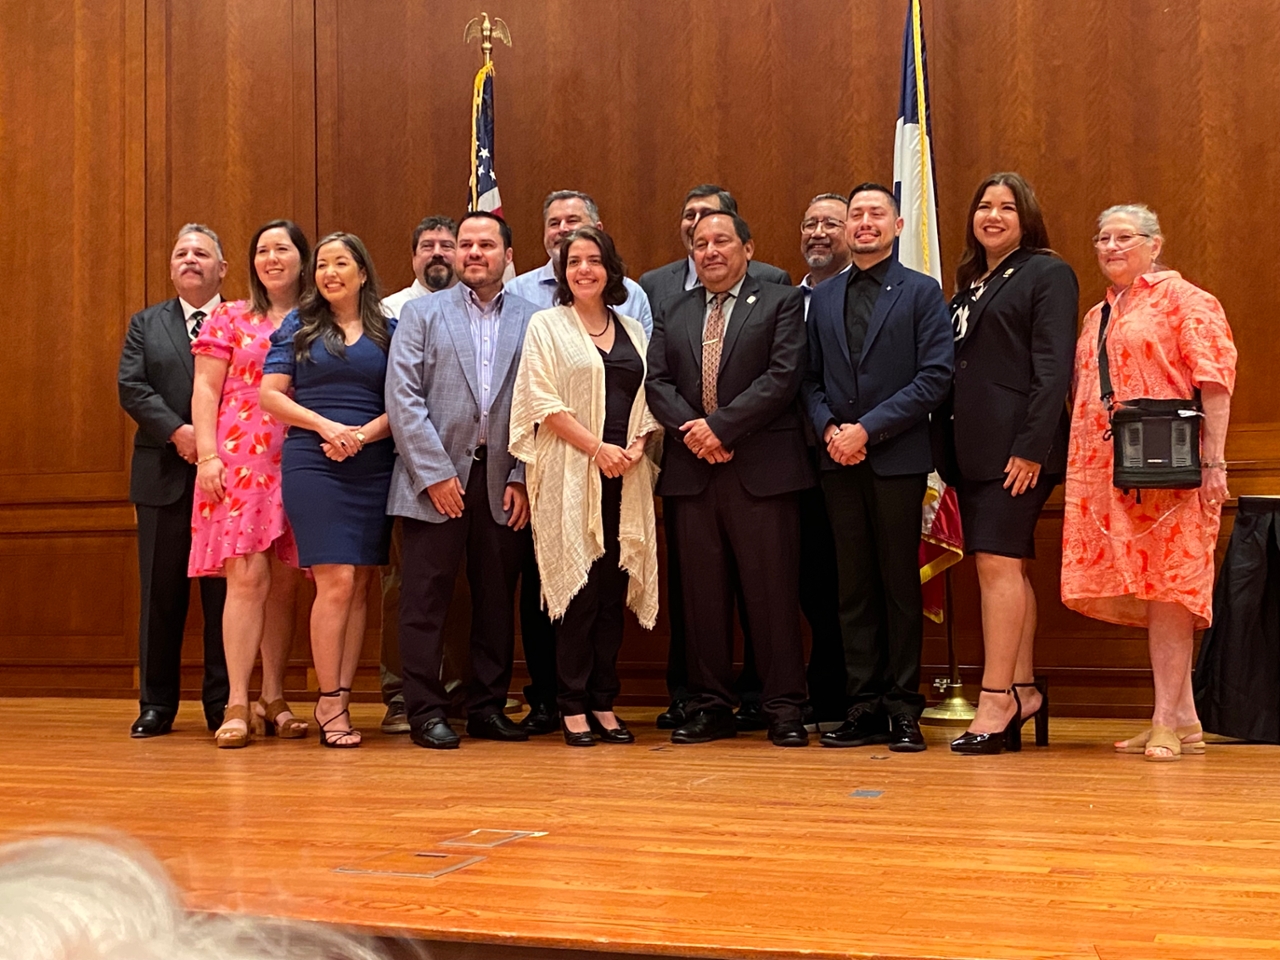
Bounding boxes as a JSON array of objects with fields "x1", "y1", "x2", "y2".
[
  {"x1": 638, "y1": 258, "x2": 792, "y2": 316},
  {"x1": 385, "y1": 283, "x2": 537, "y2": 524}
]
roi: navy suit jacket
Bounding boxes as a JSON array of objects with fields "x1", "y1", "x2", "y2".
[{"x1": 801, "y1": 258, "x2": 953, "y2": 476}]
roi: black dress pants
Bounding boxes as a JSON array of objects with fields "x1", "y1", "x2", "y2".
[
  {"x1": 521, "y1": 538, "x2": 559, "y2": 711},
  {"x1": 821, "y1": 464, "x2": 927, "y2": 717},
  {"x1": 662, "y1": 498, "x2": 763, "y2": 703},
  {"x1": 672, "y1": 467, "x2": 805, "y2": 723},
  {"x1": 555, "y1": 477, "x2": 627, "y2": 716},
  {"x1": 798, "y1": 483, "x2": 846, "y2": 719},
  {"x1": 398, "y1": 456, "x2": 525, "y2": 725},
  {"x1": 135, "y1": 483, "x2": 228, "y2": 722}
]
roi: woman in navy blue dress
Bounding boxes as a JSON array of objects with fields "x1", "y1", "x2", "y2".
[{"x1": 260, "y1": 232, "x2": 395, "y2": 747}]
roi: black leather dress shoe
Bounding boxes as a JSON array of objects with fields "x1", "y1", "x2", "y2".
[
  {"x1": 820, "y1": 705, "x2": 890, "y2": 748},
  {"x1": 887, "y1": 713, "x2": 927, "y2": 753},
  {"x1": 411, "y1": 717, "x2": 461, "y2": 749},
  {"x1": 671, "y1": 709, "x2": 736, "y2": 744},
  {"x1": 656, "y1": 697, "x2": 689, "y2": 730},
  {"x1": 131, "y1": 709, "x2": 173, "y2": 739},
  {"x1": 767, "y1": 719, "x2": 809, "y2": 747},
  {"x1": 518, "y1": 701, "x2": 561, "y2": 736},
  {"x1": 466, "y1": 713, "x2": 530, "y2": 742},
  {"x1": 588, "y1": 713, "x2": 635, "y2": 744},
  {"x1": 734, "y1": 700, "x2": 769, "y2": 731}
]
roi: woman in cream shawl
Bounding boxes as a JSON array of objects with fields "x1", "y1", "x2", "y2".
[{"x1": 510, "y1": 227, "x2": 661, "y2": 746}]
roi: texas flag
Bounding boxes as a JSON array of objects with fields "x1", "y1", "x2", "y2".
[{"x1": 891, "y1": 0, "x2": 962, "y2": 621}]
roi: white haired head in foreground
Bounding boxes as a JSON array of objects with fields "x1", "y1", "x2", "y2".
[{"x1": 0, "y1": 836, "x2": 401, "y2": 960}]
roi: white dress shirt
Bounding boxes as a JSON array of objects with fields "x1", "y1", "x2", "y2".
[
  {"x1": 702, "y1": 275, "x2": 746, "y2": 335},
  {"x1": 179, "y1": 294, "x2": 222, "y2": 339},
  {"x1": 506, "y1": 260, "x2": 653, "y2": 336},
  {"x1": 381, "y1": 278, "x2": 433, "y2": 320}
]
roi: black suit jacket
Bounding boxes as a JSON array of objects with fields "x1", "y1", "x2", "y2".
[
  {"x1": 645, "y1": 275, "x2": 814, "y2": 499},
  {"x1": 118, "y1": 297, "x2": 200, "y2": 507},
  {"x1": 639, "y1": 258, "x2": 792, "y2": 316},
  {"x1": 934, "y1": 249, "x2": 1079, "y2": 482}
]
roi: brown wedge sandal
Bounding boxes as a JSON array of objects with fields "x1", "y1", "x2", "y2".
[
  {"x1": 1115, "y1": 723, "x2": 1206, "y2": 754},
  {"x1": 214, "y1": 704, "x2": 253, "y2": 749},
  {"x1": 257, "y1": 697, "x2": 309, "y2": 739}
]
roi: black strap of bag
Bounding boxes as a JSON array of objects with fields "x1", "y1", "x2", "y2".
[{"x1": 1096, "y1": 299, "x2": 1202, "y2": 496}]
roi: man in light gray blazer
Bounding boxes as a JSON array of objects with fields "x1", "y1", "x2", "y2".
[{"x1": 386, "y1": 211, "x2": 539, "y2": 750}]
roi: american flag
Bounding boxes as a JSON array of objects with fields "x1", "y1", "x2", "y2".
[{"x1": 468, "y1": 62, "x2": 503, "y2": 216}]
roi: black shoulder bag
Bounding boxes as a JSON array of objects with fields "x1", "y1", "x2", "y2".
[{"x1": 1097, "y1": 301, "x2": 1203, "y2": 492}]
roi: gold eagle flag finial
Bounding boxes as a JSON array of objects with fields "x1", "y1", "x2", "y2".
[{"x1": 463, "y1": 12, "x2": 511, "y2": 65}]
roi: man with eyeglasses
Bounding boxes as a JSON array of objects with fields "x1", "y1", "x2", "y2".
[{"x1": 798, "y1": 193, "x2": 853, "y2": 317}]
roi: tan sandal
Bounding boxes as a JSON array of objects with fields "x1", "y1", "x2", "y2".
[
  {"x1": 1143, "y1": 725, "x2": 1182, "y2": 762},
  {"x1": 257, "y1": 697, "x2": 309, "y2": 739},
  {"x1": 214, "y1": 704, "x2": 253, "y2": 749},
  {"x1": 1115, "y1": 723, "x2": 1205, "y2": 754}
]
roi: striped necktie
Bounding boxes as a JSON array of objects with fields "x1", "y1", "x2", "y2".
[
  {"x1": 189, "y1": 310, "x2": 207, "y2": 341},
  {"x1": 701, "y1": 292, "x2": 729, "y2": 414}
]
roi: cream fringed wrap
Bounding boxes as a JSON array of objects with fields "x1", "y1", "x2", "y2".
[{"x1": 509, "y1": 306, "x2": 662, "y2": 628}]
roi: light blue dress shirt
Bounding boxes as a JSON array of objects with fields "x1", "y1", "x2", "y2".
[
  {"x1": 462, "y1": 286, "x2": 503, "y2": 445},
  {"x1": 506, "y1": 260, "x2": 653, "y2": 336}
]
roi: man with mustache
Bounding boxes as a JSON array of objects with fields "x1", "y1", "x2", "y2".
[
  {"x1": 798, "y1": 193, "x2": 853, "y2": 315},
  {"x1": 377, "y1": 216, "x2": 460, "y2": 736},
  {"x1": 646, "y1": 211, "x2": 812, "y2": 747},
  {"x1": 504, "y1": 190, "x2": 654, "y2": 736},
  {"x1": 386, "y1": 211, "x2": 537, "y2": 749},
  {"x1": 117, "y1": 224, "x2": 230, "y2": 738},
  {"x1": 801, "y1": 183, "x2": 954, "y2": 752}
]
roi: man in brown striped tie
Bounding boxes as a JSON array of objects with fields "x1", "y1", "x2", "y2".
[{"x1": 644, "y1": 212, "x2": 813, "y2": 748}]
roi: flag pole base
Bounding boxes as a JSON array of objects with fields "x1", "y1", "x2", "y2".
[{"x1": 920, "y1": 678, "x2": 975, "y2": 726}]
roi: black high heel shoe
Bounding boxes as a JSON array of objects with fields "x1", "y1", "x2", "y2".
[
  {"x1": 950, "y1": 686, "x2": 1022, "y2": 755},
  {"x1": 588, "y1": 711, "x2": 635, "y2": 744},
  {"x1": 1012, "y1": 676, "x2": 1050, "y2": 748},
  {"x1": 314, "y1": 689, "x2": 361, "y2": 748}
]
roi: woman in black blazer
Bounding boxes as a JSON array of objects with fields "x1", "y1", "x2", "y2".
[{"x1": 939, "y1": 173, "x2": 1078, "y2": 755}]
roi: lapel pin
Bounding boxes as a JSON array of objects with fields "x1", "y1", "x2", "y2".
[
  {"x1": 746, "y1": 295, "x2": 757, "y2": 304},
  {"x1": 1004, "y1": 268, "x2": 1015, "y2": 277}
]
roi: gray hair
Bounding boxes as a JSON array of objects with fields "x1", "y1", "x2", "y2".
[
  {"x1": 1097, "y1": 204, "x2": 1162, "y2": 239},
  {"x1": 808, "y1": 192, "x2": 849, "y2": 207},
  {"x1": 542, "y1": 190, "x2": 599, "y2": 223},
  {"x1": 0, "y1": 836, "x2": 394, "y2": 960},
  {"x1": 176, "y1": 222, "x2": 225, "y2": 260}
]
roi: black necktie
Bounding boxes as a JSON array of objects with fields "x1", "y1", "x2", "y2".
[{"x1": 189, "y1": 310, "x2": 206, "y2": 341}]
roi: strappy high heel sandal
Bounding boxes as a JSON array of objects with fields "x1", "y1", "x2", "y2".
[
  {"x1": 257, "y1": 697, "x2": 309, "y2": 739},
  {"x1": 214, "y1": 703, "x2": 253, "y2": 749},
  {"x1": 314, "y1": 689, "x2": 361, "y2": 748},
  {"x1": 950, "y1": 686, "x2": 1022, "y2": 755},
  {"x1": 1012, "y1": 676, "x2": 1050, "y2": 748}
]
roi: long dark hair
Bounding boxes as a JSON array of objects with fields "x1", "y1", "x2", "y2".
[
  {"x1": 294, "y1": 232, "x2": 389, "y2": 362},
  {"x1": 554, "y1": 227, "x2": 629, "y2": 307},
  {"x1": 954, "y1": 172, "x2": 1053, "y2": 293},
  {"x1": 248, "y1": 219, "x2": 310, "y2": 316}
]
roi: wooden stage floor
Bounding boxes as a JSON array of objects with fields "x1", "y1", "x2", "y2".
[{"x1": 2, "y1": 699, "x2": 1279, "y2": 960}]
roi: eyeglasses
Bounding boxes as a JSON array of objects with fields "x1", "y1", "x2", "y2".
[
  {"x1": 801, "y1": 217, "x2": 846, "y2": 235},
  {"x1": 1093, "y1": 232, "x2": 1151, "y2": 250}
]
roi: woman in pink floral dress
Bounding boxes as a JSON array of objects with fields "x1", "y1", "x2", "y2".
[
  {"x1": 190, "y1": 220, "x2": 310, "y2": 747},
  {"x1": 1061, "y1": 204, "x2": 1236, "y2": 762}
]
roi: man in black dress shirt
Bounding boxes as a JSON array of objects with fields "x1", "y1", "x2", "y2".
[
  {"x1": 801, "y1": 184, "x2": 954, "y2": 752},
  {"x1": 117, "y1": 225, "x2": 231, "y2": 738}
]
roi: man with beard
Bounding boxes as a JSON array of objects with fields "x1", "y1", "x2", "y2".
[
  {"x1": 386, "y1": 211, "x2": 537, "y2": 749},
  {"x1": 794, "y1": 194, "x2": 852, "y2": 729},
  {"x1": 801, "y1": 183, "x2": 953, "y2": 752},
  {"x1": 378, "y1": 216, "x2": 460, "y2": 734},
  {"x1": 117, "y1": 224, "x2": 230, "y2": 737},
  {"x1": 507, "y1": 190, "x2": 652, "y2": 334}
]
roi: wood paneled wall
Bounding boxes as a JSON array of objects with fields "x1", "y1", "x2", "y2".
[{"x1": 3, "y1": 0, "x2": 1278, "y2": 715}]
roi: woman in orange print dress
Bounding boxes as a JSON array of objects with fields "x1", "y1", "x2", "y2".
[
  {"x1": 1061, "y1": 204, "x2": 1236, "y2": 762},
  {"x1": 190, "y1": 220, "x2": 310, "y2": 748}
]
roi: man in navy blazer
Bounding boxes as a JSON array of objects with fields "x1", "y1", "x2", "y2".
[
  {"x1": 801, "y1": 184, "x2": 953, "y2": 752},
  {"x1": 117, "y1": 225, "x2": 230, "y2": 738},
  {"x1": 385, "y1": 211, "x2": 536, "y2": 750}
]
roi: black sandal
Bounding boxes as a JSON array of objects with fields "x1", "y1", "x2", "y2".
[{"x1": 314, "y1": 689, "x2": 361, "y2": 748}]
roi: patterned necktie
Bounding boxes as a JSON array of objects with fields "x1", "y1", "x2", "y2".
[
  {"x1": 189, "y1": 310, "x2": 206, "y2": 341},
  {"x1": 701, "y1": 292, "x2": 729, "y2": 414}
]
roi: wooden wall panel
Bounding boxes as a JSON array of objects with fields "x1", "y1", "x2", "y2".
[{"x1": 4, "y1": 0, "x2": 1280, "y2": 716}]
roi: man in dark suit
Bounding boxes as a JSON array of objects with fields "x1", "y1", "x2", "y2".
[
  {"x1": 802, "y1": 183, "x2": 954, "y2": 752},
  {"x1": 646, "y1": 212, "x2": 813, "y2": 747},
  {"x1": 639, "y1": 184, "x2": 790, "y2": 730},
  {"x1": 117, "y1": 224, "x2": 230, "y2": 738}
]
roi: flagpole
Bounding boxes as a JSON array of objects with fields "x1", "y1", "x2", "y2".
[{"x1": 920, "y1": 568, "x2": 975, "y2": 726}]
